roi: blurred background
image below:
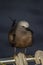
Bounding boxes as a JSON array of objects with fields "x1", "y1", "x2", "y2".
[{"x1": 0, "y1": 0, "x2": 43, "y2": 64}]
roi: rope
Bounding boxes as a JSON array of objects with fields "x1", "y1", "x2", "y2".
[
  {"x1": 14, "y1": 53, "x2": 28, "y2": 65},
  {"x1": 35, "y1": 50, "x2": 43, "y2": 65}
]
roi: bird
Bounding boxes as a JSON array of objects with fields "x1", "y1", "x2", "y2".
[{"x1": 8, "y1": 18, "x2": 33, "y2": 53}]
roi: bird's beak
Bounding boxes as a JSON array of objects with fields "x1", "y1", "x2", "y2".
[{"x1": 26, "y1": 28, "x2": 33, "y2": 34}]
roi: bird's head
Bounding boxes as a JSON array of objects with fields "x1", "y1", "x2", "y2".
[
  {"x1": 18, "y1": 21, "x2": 29, "y2": 28},
  {"x1": 17, "y1": 20, "x2": 33, "y2": 34}
]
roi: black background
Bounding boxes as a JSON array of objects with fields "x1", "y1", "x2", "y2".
[{"x1": 0, "y1": 0, "x2": 43, "y2": 64}]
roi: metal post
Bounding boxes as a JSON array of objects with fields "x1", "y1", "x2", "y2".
[{"x1": 0, "y1": 57, "x2": 36, "y2": 64}]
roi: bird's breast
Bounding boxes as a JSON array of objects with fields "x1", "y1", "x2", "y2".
[{"x1": 15, "y1": 31, "x2": 33, "y2": 48}]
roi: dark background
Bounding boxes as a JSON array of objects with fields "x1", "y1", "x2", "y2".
[{"x1": 0, "y1": 0, "x2": 43, "y2": 64}]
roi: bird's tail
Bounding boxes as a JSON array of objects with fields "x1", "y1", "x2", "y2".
[{"x1": 9, "y1": 16, "x2": 16, "y2": 27}]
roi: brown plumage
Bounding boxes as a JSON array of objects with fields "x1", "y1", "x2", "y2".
[{"x1": 8, "y1": 20, "x2": 33, "y2": 48}]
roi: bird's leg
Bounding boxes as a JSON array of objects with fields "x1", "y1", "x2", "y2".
[
  {"x1": 24, "y1": 48, "x2": 27, "y2": 54},
  {"x1": 20, "y1": 48, "x2": 27, "y2": 54},
  {"x1": 14, "y1": 47, "x2": 17, "y2": 54},
  {"x1": 13, "y1": 47, "x2": 17, "y2": 65},
  {"x1": 35, "y1": 64, "x2": 38, "y2": 65}
]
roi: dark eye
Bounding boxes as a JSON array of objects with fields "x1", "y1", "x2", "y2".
[{"x1": 22, "y1": 26, "x2": 25, "y2": 28}]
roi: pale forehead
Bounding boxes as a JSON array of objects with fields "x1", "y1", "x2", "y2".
[{"x1": 18, "y1": 21, "x2": 29, "y2": 28}]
